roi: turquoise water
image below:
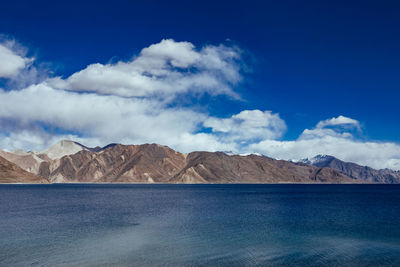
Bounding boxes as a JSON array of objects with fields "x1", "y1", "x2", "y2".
[{"x1": 0, "y1": 184, "x2": 400, "y2": 266}]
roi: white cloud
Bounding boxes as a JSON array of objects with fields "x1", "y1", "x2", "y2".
[
  {"x1": 175, "y1": 132, "x2": 237, "y2": 153},
  {"x1": 0, "y1": 83, "x2": 208, "y2": 149},
  {"x1": 249, "y1": 137, "x2": 400, "y2": 171},
  {"x1": 249, "y1": 116, "x2": 400, "y2": 170},
  {"x1": 49, "y1": 39, "x2": 242, "y2": 100},
  {"x1": 0, "y1": 39, "x2": 246, "y2": 153},
  {"x1": 204, "y1": 110, "x2": 286, "y2": 144},
  {"x1": 316, "y1": 115, "x2": 360, "y2": 129},
  {"x1": 0, "y1": 42, "x2": 31, "y2": 78},
  {"x1": 140, "y1": 39, "x2": 200, "y2": 68},
  {"x1": 0, "y1": 130, "x2": 101, "y2": 152},
  {"x1": 299, "y1": 128, "x2": 354, "y2": 139},
  {"x1": 299, "y1": 115, "x2": 361, "y2": 140}
]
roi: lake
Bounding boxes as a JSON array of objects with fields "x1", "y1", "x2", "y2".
[{"x1": 1, "y1": 184, "x2": 400, "y2": 266}]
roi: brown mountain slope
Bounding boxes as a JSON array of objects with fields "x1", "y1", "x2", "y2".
[
  {"x1": 171, "y1": 152, "x2": 356, "y2": 183},
  {"x1": 0, "y1": 156, "x2": 49, "y2": 183},
  {"x1": 0, "y1": 141, "x2": 87, "y2": 175},
  {"x1": 303, "y1": 155, "x2": 400, "y2": 184},
  {"x1": 39, "y1": 144, "x2": 186, "y2": 183},
  {"x1": 37, "y1": 144, "x2": 357, "y2": 184},
  {"x1": 0, "y1": 150, "x2": 45, "y2": 174}
]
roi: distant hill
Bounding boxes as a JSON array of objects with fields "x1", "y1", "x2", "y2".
[
  {"x1": 301, "y1": 155, "x2": 400, "y2": 184},
  {"x1": 32, "y1": 143, "x2": 355, "y2": 183},
  {"x1": 2, "y1": 140, "x2": 399, "y2": 184},
  {"x1": 171, "y1": 151, "x2": 355, "y2": 184},
  {"x1": 0, "y1": 155, "x2": 49, "y2": 183}
]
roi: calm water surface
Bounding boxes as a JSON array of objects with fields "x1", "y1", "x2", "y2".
[{"x1": 0, "y1": 184, "x2": 400, "y2": 266}]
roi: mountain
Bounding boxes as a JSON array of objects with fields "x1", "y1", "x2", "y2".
[
  {"x1": 39, "y1": 140, "x2": 88, "y2": 160},
  {"x1": 171, "y1": 151, "x2": 355, "y2": 183},
  {"x1": 302, "y1": 155, "x2": 400, "y2": 184},
  {"x1": 4, "y1": 140, "x2": 398, "y2": 184},
  {"x1": 0, "y1": 156, "x2": 49, "y2": 183},
  {"x1": 35, "y1": 143, "x2": 357, "y2": 183},
  {"x1": 39, "y1": 143, "x2": 186, "y2": 183},
  {"x1": 0, "y1": 140, "x2": 88, "y2": 174},
  {"x1": 0, "y1": 150, "x2": 46, "y2": 174}
]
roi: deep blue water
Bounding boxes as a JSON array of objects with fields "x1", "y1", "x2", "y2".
[{"x1": 0, "y1": 184, "x2": 400, "y2": 266}]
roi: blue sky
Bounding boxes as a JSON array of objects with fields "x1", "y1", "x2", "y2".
[{"x1": 0, "y1": 0, "x2": 400, "y2": 169}]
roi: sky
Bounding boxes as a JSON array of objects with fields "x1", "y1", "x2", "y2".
[{"x1": 0, "y1": 0, "x2": 400, "y2": 170}]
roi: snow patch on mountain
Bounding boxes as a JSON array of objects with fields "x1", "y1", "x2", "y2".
[{"x1": 299, "y1": 154, "x2": 333, "y2": 165}]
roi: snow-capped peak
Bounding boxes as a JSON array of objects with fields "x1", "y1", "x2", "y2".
[{"x1": 299, "y1": 154, "x2": 333, "y2": 165}]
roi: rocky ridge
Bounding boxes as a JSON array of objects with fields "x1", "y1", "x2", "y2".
[
  {"x1": 1, "y1": 140, "x2": 398, "y2": 184},
  {"x1": 32, "y1": 143, "x2": 356, "y2": 183},
  {"x1": 0, "y1": 155, "x2": 49, "y2": 183},
  {"x1": 301, "y1": 155, "x2": 400, "y2": 183}
]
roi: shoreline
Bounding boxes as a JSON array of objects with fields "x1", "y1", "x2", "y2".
[{"x1": 0, "y1": 182, "x2": 392, "y2": 185}]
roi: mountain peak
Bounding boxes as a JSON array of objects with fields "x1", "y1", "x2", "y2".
[
  {"x1": 303, "y1": 154, "x2": 400, "y2": 183},
  {"x1": 41, "y1": 140, "x2": 88, "y2": 160},
  {"x1": 300, "y1": 154, "x2": 335, "y2": 165}
]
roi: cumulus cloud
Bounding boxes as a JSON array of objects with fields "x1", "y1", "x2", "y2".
[
  {"x1": 299, "y1": 115, "x2": 361, "y2": 140},
  {"x1": 249, "y1": 116, "x2": 400, "y2": 170},
  {"x1": 316, "y1": 115, "x2": 360, "y2": 129},
  {"x1": 0, "y1": 129, "x2": 101, "y2": 152},
  {"x1": 49, "y1": 39, "x2": 242, "y2": 100},
  {"x1": 0, "y1": 41, "x2": 31, "y2": 78},
  {"x1": 0, "y1": 83, "x2": 211, "y2": 150},
  {"x1": 204, "y1": 110, "x2": 286, "y2": 144},
  {"x1": 300, "y1": 115, "x2": 360, "y2": 140},
  {"x1": 0, "y1": 38, "x2": 247, "y2": 153}
]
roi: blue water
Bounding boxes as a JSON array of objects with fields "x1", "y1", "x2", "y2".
[{"x1": 0, "y1": 184, "x2": 400, "y2": 266}]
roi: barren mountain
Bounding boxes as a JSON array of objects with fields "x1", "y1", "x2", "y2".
[
  {"x1": 171, "y1": 152, "x2": 356, "y2": 183},
  {"x1": 36, "y1": 144, "x2": 357, "y2": 183},
  {"x1": 0, "y1": 140, "x2": 87, "y2": 174},
  {"x1": 4, "y1": 141, "x2": 397, "y2": 184},
  {"x1": 302, "y1": 155, "x2": 400, "y2": 184},
  {"x1": 0, "y1": 156, "x2": 49, "y2": 183},
  {"x1": 0, "y1": 150, "x2": 45, "y2": 174},
  {"x1": 38, "y1": 144, "x2": 186, "y2": 183},
  {"x1": 39, "y1": 140, "x2": 88, "y2": 160}
]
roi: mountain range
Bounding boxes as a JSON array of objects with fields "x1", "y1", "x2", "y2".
[
  {"x1": 301, "y1": 155, "x2": 400, "y2": 184},
  {"x1": 0, "y1": 140, "x2": 399, "y2": 184}
]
